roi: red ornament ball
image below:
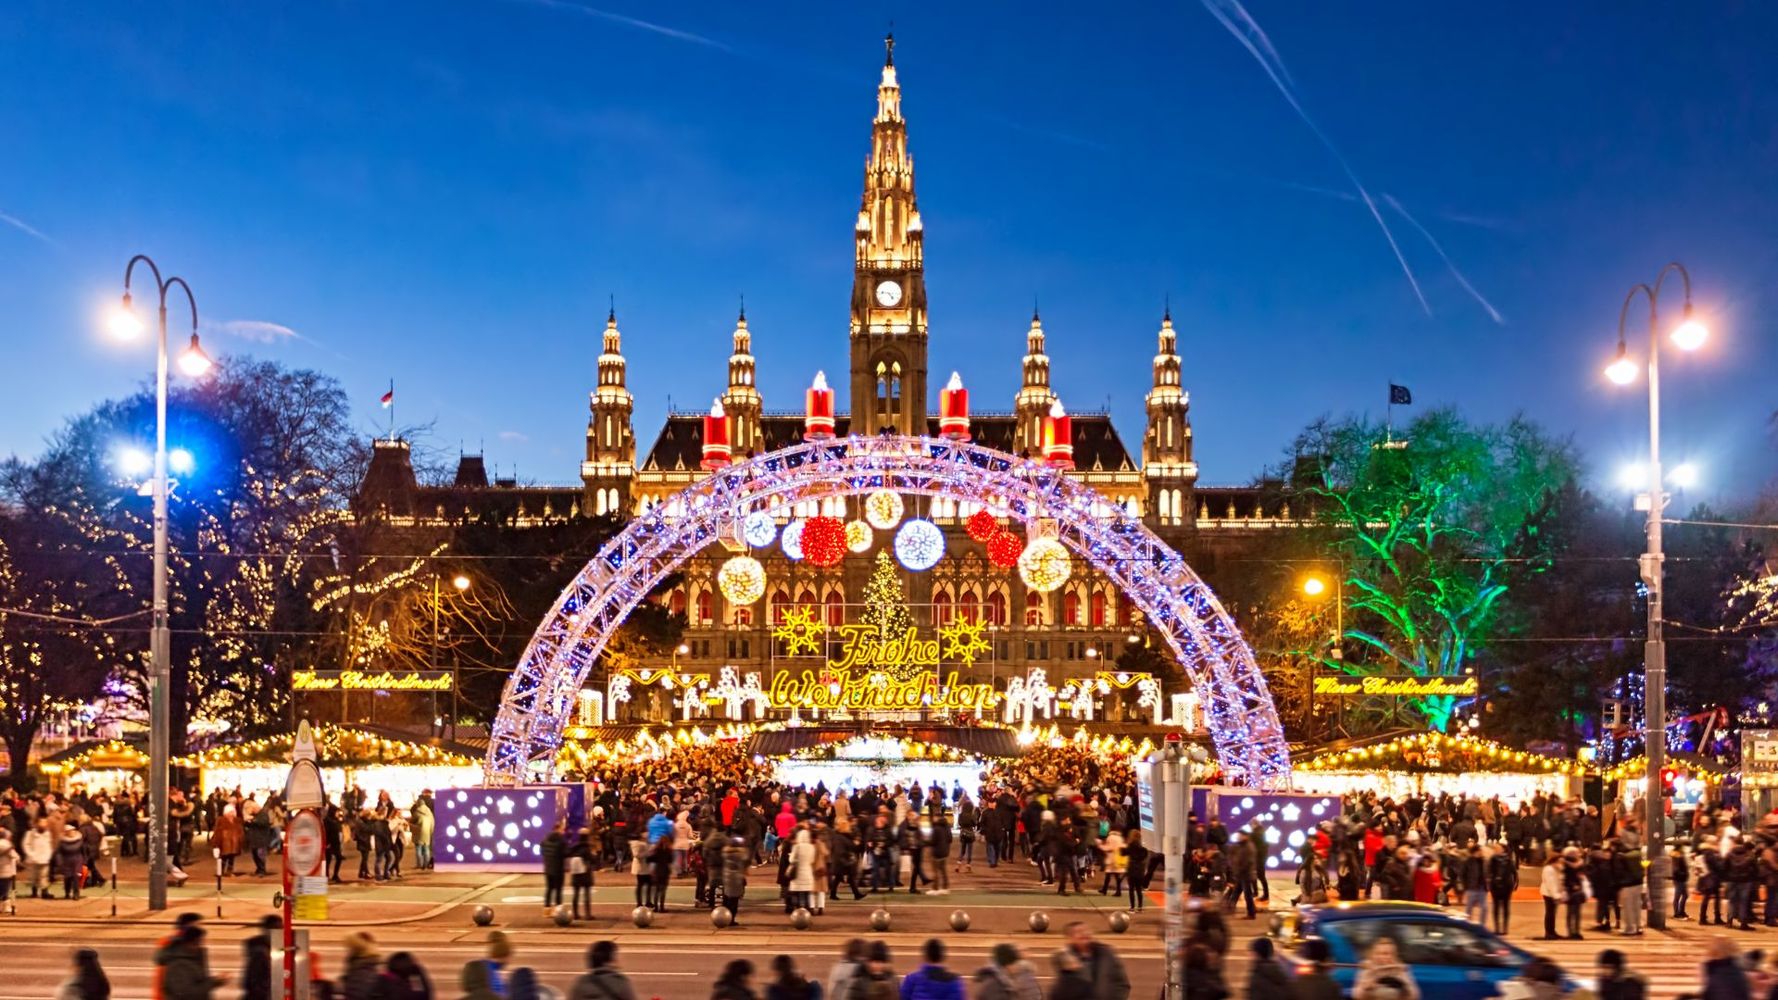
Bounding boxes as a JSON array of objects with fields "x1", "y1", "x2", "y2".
[
  {"x1": 965, "y1": 509, "x2": 1000, "y2": 543},
  {"x1": 802, "y1": 516, "x2": 848, "y2": 567},
  {"x1": 987, "y1": 530, "x2": 1025, "y2": 570}
]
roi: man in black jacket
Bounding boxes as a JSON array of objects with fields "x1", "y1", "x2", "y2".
[{"x1": 239, "y1": 915, "x2": 280, "y2": 1000}]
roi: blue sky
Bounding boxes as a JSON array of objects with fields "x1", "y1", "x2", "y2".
[{"x1": 3, "y1": 2, "x2": 1775, "y2": 499}]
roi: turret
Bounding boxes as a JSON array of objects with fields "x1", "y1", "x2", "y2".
[
  {"x1": 721, "y1": 301, "x2": 763, "y2": 455},
  {"x1": 1142, "y1": 306, "x2": 1197, "y2": 527},
  {"x1": 582, "y1": 302, "x2": 636, "y2": 516},
  {"x1": 1013, "y1": 308, "x2": 1057, "y2": 454}
]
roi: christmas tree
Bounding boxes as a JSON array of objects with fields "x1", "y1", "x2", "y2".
[{"x1": 861, "y1": 549, "x2": 914, "y2": 643}]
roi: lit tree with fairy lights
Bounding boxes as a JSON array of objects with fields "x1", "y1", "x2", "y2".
[{"x1": 860, "y1": 550, "x2": 914, "y2": 642}]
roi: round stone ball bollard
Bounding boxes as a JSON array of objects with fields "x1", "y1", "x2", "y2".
[
  {"x1": 632, "y1": 905, "x2": 654, "y2": 928},
  {"x1": 1108, "y1": 910, "x2": 1132, "y2": 934},
  {"x1": 1028, "y1": 911, "x2": 1050, "y2": 933},
  {"x1": 869, "y1": 908, "x2": 892, "y2": 932},
  {"x1": 551, "y1": 905, "x2": 572, "y2": 928},
  {"x1": 472, "y1": 905, "x2": 494, "y2": 927},
  {"x1": 949, "y1": 909, "x2": 971, "y2": 933},
  {"x1": 791, "y1": 907, "x2": 813, "y2": 930},
  {"x1": 711, "y1": 906, "x2": 733, "y2": 928}
]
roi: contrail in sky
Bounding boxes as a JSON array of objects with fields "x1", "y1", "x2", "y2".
[
  {"x1": 1197, "y1": 0, "x2": 1429, "y2": 315},
  {"x1": 502, "y1": 0, "x2": 732, "y2": 52},
  {"x1": 0, "y1": 209, "x2": 56, "y2": 247},
  {"x1": 1383, "y1": 195, "x2": 1505, "y2": 325}
]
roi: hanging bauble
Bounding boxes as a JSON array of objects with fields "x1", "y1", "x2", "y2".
[
  {"x1": 845, "y1": 519, "x2": 874, "y2": 553},
  {"x1": 987, "y1": 529, "x2": 1025, "y2": 570},
  {"x1": 718, "y1": 555, "x2": 766, "y2": 605},
  {"x1": 781, "y1": 520, "x2": 806, "y2": 561},
  {"x1": 742, "y1": 511, "x2": 777, "y2": 548},
  {"x1": 1018, "y1": 538, "x2": 1071, "y2": 593},
  {"x1": 864, "y1": 490, "x2": 904, "y2": 530},
  {"x1": 802, "y1": 516, "x2": 848, "y2": 568},
  {"x1": 894, "y1": 518, "x2": 946, "y2": 572},
  {"x1": 965, "y1": 509, "x2": 1000, "y2": 543}
]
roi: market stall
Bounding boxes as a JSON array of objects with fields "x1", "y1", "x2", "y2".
[
  {"x1": 39, "y1": 740, "x2": 149, "y2": 795},
  {"x1": 176, "y1": 725, "x2": 481, "y2": 804},
  {"x1": 1293, "y1": 732, "x2": 1583, "y2": 806}
]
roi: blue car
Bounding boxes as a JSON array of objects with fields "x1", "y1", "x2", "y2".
[{"x1": 1274, "y1": 902, "x2": 1567, "y2": 1000}]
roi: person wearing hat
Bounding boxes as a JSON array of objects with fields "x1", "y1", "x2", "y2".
[
  {"x1": 152, "y1": 913, "x2": 208, "y2": 1000},
  {"x1": 338, "y1": 932, "x2": 382, "y2": 999},
  {"x1": 972, "y1": 944, "x2": 1039, "y2": 1000},
  {"x1": 1594, "y1": 949, "x2": 1647, "y2": 1000},
  {"x1": 160, "y1": 923, "x2": 226, "y2": 1000},
  {"x1": 239, "y1": 915, "x2": 281, "y2": 1000}
]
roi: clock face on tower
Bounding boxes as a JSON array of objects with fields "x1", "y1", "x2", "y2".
[{"x1": 874, "y1": 280, "x2": 903, "y2": 307}]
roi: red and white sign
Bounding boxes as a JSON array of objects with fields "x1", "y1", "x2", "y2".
[{"x1": 285, "y1": 810, "x2": 324, "y2": 879}]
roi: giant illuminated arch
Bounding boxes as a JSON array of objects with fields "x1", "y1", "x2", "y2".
[{"x1": 488, "y1": 435, "x2": 1291, "y2": 787}]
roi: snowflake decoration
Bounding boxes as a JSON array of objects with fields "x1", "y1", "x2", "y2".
[
  {"x1": 772, "y1": 604, "x2": 824, "y2": 656},
  {"x1": 939, "y1": 616, "x2": 991, "y2": 668}
]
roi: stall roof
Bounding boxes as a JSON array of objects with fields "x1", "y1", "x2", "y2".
[
  {"x1": 747, "y1": 726, "x2": 1023, "y2": 760},
  {"x1": 174, "y1": 724, "x2": 479, "y2": 768}
]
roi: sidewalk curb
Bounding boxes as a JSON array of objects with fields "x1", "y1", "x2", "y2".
[{"x1": 0, "y1": 874, "x2": 521, "y2": 929}]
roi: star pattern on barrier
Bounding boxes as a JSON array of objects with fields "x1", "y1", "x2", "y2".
[
  {"x1": 772, "y1": 604, "x2": 824, "y2": 656},
  {"x1": 939, "y1": 617, "x2": 991, "y2": 668}
]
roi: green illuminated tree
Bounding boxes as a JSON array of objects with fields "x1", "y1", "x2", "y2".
[
  {"x1": 1290, "y1": 408, "x2": 1578, "y2": 730},
  {"x1": 861, "y1": 550, "x2": 913, "y2": 639}
]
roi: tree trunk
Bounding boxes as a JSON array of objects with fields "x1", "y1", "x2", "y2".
[{"x1": 4, "y1": 729, "x2": 37, "y2": 791}]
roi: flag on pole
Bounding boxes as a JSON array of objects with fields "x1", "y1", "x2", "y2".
[
  {"x1": 1388, "y1": 383, "x2": 1413, "y2": 406},
  {"x1": 380, "y1": 385, "x2": 394, "y2": 407}
]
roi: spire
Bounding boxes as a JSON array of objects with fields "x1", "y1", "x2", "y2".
[
  {"x1": 885, "y1": 29, "x2": 894, "y2": 68},
  {"x1": 723, "y1": 304, "x2": 762, "y2": 454},
  {"x1": 859, "y1": 32, "x2": 917, "y2": 265},
  {"x1": 737, "y1": 293, "x2": 746, "y2": 323},
  {"x1": 1163, "y1": 293, "x2": 1171, "y2": 323},
  {"x1": 608, "y1": 293, "x2": 615, "y2": 324},
  {"x1": 1032, "y1": 296, "x2": 1040, "y2": 323},
  {"x1": 1014, "y1": 310, "x2": 1056, "y2": 454}
]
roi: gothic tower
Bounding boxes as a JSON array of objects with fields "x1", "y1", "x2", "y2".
[
  {"x1": 1142, "y1": 307, "x2": 1197, "y2": 525},
  {"x1": 582, "y1": 304, "x2": 635, "y2": 516},
  {"x1": 721, "y1": 302, "x2": 764, "y2": 456},
  {"x1": 849, "y1": 33, "x2": 929, "y2": 435},
  {"x1": 1013, "y1": 308, "x2": 1056, "y2": 455}
]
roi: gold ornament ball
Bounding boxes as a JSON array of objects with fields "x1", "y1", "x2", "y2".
[
  {"x1": 845, "y1": 519, "x2": 874, "y2": 553},
  {"x1": 864, "y1": 490, "x2": 904, "y2": 530},
  {"x1": 1018, "y1": 538, "x2": 1072, "y2": 593},
  {"x1": 718, "y1": 555, "x2": 767, "y2": 605}
]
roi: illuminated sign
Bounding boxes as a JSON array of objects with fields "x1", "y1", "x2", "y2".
[
  {"x1": 766, "y1": 668, "x2": 997, "y2": 713},
  {"x1": 292, "y1": 670, "x2": 453, "y2": 692},
  {"x1": 1312, "y1": 675, "x2": 1479, "y2": 698},
  {"x1": 829, "y1": 625, "x2": 941, "y2": 670},
  {"x1": 1745, "y1": 730, "x2": 1778, "y2": 772}
]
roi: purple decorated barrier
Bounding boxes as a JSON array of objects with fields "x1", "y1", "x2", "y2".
[
  {"x1": 1207, "y1": 787, "x2": 1342, "y2": 873},
  {"x1": 434, "y1": 785, "x2": 568, "y2": 872}
]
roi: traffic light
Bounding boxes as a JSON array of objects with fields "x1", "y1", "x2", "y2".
[{"x1": 1661, "y1": 768, "x2": 1678, "y2": 797}]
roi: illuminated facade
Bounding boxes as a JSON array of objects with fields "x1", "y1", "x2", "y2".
[{"x1": 359, "y1": 37, "x2": 1301, "y2": 727}]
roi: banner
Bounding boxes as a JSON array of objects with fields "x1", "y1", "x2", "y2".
[
  {"x1": 1312, "y1": 675, "x2": 1479, "y2": 698},
  {"x1": 292, "y1": 670, "x2": 452, "y2": 692}
]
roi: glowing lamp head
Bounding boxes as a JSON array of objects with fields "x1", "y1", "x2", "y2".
[
  {"x1": 109, "y1": 294, "x2": 146, "y2": 339},
  {"x1": 178, "y1": 333, "x2": 214, "y2": 377},
  {"x1": 1617, "y1": 462, "x2": 1648, "y2": 491},
  {"x1": 1669, "y1": 462, "x2": 1699, "y2": 489},
  {"x1": 1671, "y1": 313, "x2": 1707, "y2": 352},
  {"x1": 946, "y1": 371, "x2": 964, "y2": 392},
  {"x1": 1604, "y1": 345, "x2": 1638, "y2": 385},
  {"x1": 167, "y1": 448, "x2": 195, "y2": 476},
  {"x1": 117, "y1": 446, "x2": 152, "y2": 478},
  {"x1": 1301, "y1": 576, "x2": 1327, "y2": 597},
  {"x1": 452, "y1": 575, "x2": 472, "y2": 591}
]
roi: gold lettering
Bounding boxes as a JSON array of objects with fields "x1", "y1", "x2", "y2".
[
  {"x1": 1312, "y1": 675, "x2": 1478, "y2": 698},
  {"x1": 766, "y1": 668, "x2": 997, "y2": 713}
]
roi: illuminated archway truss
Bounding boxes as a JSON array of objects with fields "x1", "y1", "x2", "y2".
[{"x1": 488, "y1": 435, "x2": 1290, "y2": 787}]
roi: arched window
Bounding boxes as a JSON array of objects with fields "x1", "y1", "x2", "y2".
[
  {"x1": 933, "y1": 589, "x2": 953, "y2": 626},
  {"x1": 771, "y1": 588, "x2": 791, "y2": 624},
  {"x1": 1025, "y1": 591, "x2": 1043, "y2": 626},
  {"x1": 669, "y1": 589, "x2": 687, "y2": 617},
  {"x1": 987, "y1": 591, "x2": 1007, "y2": 626},
  {"x1": 1117, "y1": 593, "x2": 1133, "y2": 626},
  {"x1": 696, "y1": 590, "x2": 713, "y2": 624},
  {"x1": 733, "y1": 607, "x2": 752, "y2": 626},
  {"x1": 1090, "y1": 590, "x2": 1108, "y2": 627},
  {"x1": 1062, "y1": 591, "x2": 1080, "y2": 626},
  {"x1": 825, "y1": 590, "x2": 844, "y2": 627},
  {"x1": 797, "y1": 588, "x2": 817, "y2": 607},
  {"x1": 959, "y1": 591, "x2": 980, "y2": 623}
]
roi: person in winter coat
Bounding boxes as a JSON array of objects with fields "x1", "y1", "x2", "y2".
[
  {"x1": 765, "y1": 954, "x2": 821, "y2": 1000},
  {"x1": 1698, "y1": 935, "x2": 1751, "y2": 1000},
  {"x1": 159, "y1": 924, "x2": 225, "y2": 1000},
  {"x1": 571, "y1": 941, "x2": 637, "y2": 1000},
  {"x1": 0, "y1": 829, "x2": 16, "y2": 903},
  {"x1": 1097, "y1": 828, "x2": 1126, "y2": 896},
  {"x1": 239, "y1": 915, "x2": 280, "y2": 1000},
  {"x1": 55, "y1": 825, "x2": 87, "y2": 899},
  {"x1": 1122, "y1": 831, "x2": 1151, "y2": 912},
  {"x1": 898, "y1": 939, "x2": 962, "y2": 1000},
  {"x1": 458, "y1": 961, "x2": 499, "y2": 1000},
  {"x1": 1486, "y1": 844, "x2": 1519, "y2": 935},
  {"x1": 1411, "y1": 856, "x2": 1443, "y2": 905},
  {"x1": 787, "y1": 828, "x2": 818, "y2": 914},
  {"x1": 1287, "y1": 939, "x2": 1342, "y2": 1000},
  {"x1": 1064, "y1": 923, "x2": 1129, "y2": 1000},
  {"x1": 541, "y1": 821, "x2": 568, "y2": 912},
  {"x1": 712, "y1": 959, "x2": 758, "y2": 1000},
  {"x1": 845, "y1": 942, "x2": 897, "y2": 1000},
  {"x1": 1350, "y1": 938, "x2": 1419, "y2": 1000},
  {"x1": 1046, "y1": 951, "x2": 1094, "y2": 1000},
  {"x1": 23, "y1": 817, "x2": 54, "y2": 898},
  {"x1": 721, "y1": 836, "x2": 749, "y2": 924},
  {"x1": 338, "y1": 932, "x2": 384, "y2": 1000},
  {"x1": 825, "y1": 940, "x2": 866, "y2": 1000},
  {"x1": 972, "y1": 944, "x2": 1040, "y2": 1000},
  {"x1": 1178, "y1": 946, "x2": 1228, "y2": 1000},
  {"x1": 924, "y1": 815, "x2": 952, "y2": 895},
  {"x1": 648, "y1": 835, "x2": 675, "y2": 911},
  {"x1": 569, "y1": 829, "x2": 596, "y2": 920},
  {"x1": 210, "y1": 806, "x2": 245, "y2": 876},
  {"x1": 376, "y1": 952, "x2": 433, "y2": 1000},
  {"x1": 1594, "y1": 949, "x2": 1647, "y2": 1000},
  {"x1": 1246, "y1": 938, "x2": 1291, "y2": 1000},
  {"x1": 244, "y1": 804, "x2": 274, "y2": 877},
  {"x1": 411, "y1": 793, "x2": 435, "y2": 872},
  {"x1": 55, "y1": 948, "x2": 111, "y2": 1000}
]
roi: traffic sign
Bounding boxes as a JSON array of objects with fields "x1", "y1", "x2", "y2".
[{"x1": 285, "y1": 810, "x2": 324, "y2": 879}]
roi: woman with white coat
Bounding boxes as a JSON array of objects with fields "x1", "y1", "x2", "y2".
[{"x1": 787, "y1": 828, "x2": 817, "y2": 914}]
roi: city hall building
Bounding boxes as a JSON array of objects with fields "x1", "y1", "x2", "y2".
[{"x1": 359, "y1": 39, "x2": 1293, "y2": 725}]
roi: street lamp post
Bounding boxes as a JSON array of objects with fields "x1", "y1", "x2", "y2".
[
  {"x1": 1603, "y1": 261, "x2": 1708, "y2": 932},
  {"x1": 1302, "y1": 572, "x2": 1344, "y2": 738},
  {"x1": 113, "y1": 255, "x2": 214, "y2": 911},
  {"x1": 435, "y1": 573, "x2": 470, "y2": 739}
]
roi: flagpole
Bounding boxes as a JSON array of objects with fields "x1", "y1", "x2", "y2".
[
  {"x1": 388, "y1": 379, "x2": 395, "y2": 443},
  {"x1": 1385, "y1": 381, "x2": 1394, "y2": 444}
]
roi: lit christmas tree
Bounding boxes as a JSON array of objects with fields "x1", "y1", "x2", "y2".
[{"x1": 861, "y1": 550, "x2": 914, "y2": 643}]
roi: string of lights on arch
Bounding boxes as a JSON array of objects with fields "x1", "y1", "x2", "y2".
[{"x1": 490, "y1": 434, "x2": 1291, "y2": 789}]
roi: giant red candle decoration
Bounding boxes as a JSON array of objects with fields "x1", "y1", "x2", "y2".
[
  {"x1": 701, "y1": 398, "x2": 731, "y2": 469},
  {"x1": 938, "y1": 371, "x2": 970, "y2": 441},
  {"x1": 1042, "y1": 399, "x2": 1074, "y2": 469},
  {"x1": 804, "y1": 370, "x2": 835, "y2": 441}
]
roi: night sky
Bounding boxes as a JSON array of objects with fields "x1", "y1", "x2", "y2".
[{"x1": 3, "y1": 3, "x2": 1775, "y2": 498}]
